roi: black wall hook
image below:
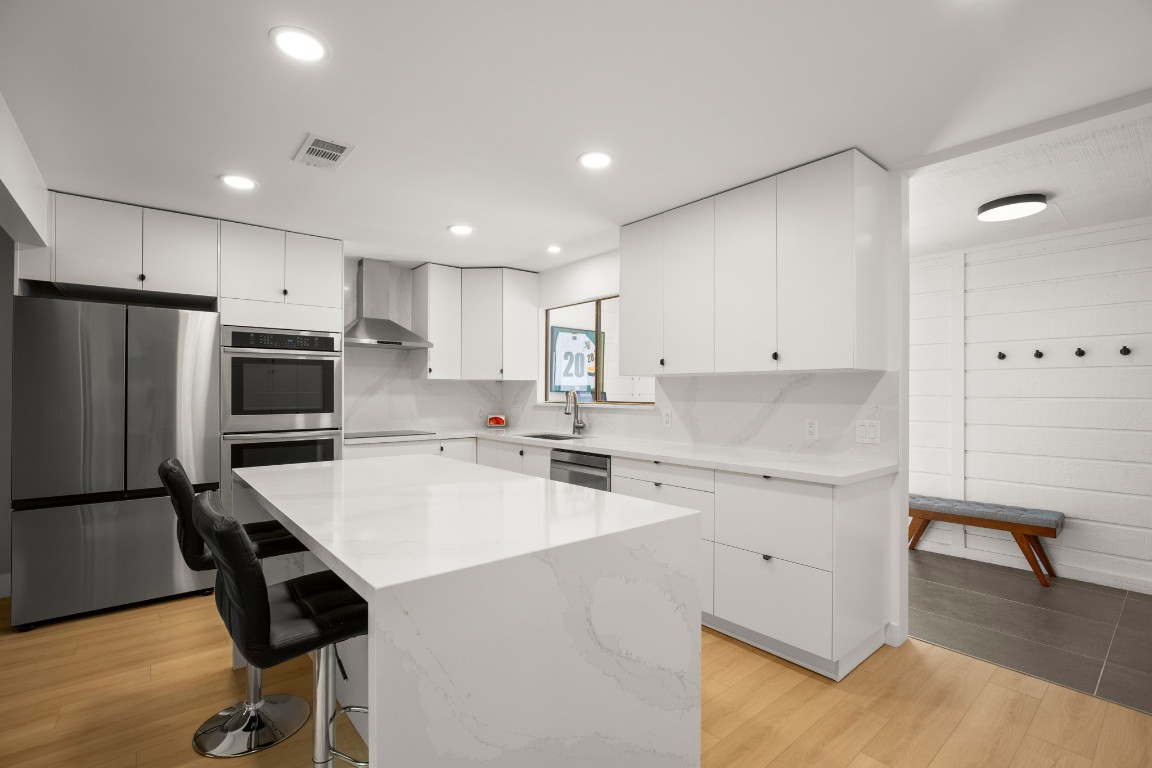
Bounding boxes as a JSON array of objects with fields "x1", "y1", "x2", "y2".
[
  {"x1": 1075, "y1": 348, "x2": 1085, "y2": 357},
  {"x1": 1121, "y1": 346, "x2": 1132, "y2": 356},
  {"x1": 997, "y1": 352, "x2": 1006, "y2": 360},
  {"x1": 1034, "y1": 350, "x2": 1044, "y2": 359}
]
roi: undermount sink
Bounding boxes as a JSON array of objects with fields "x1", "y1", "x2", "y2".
[{"x1": 521, "y1": 433, "x2": 582, "y2": 440}]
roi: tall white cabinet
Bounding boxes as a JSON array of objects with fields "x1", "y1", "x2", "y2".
[
  {"x1": 619, "y1": 149, "x2": 889, "y2": 375},
  {"x1": 460, "y1": 268, "x2": 539, "y2": 381},
  {"x1": 413, "y1": 263, "x2": 462, "y2": 380}
]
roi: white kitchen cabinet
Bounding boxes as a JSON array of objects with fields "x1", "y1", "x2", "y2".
[
  {"x1": 713, "y1": 543, "x2": 833, "y2": 658},
  {"x1": 413, "y1": 264, "x2": 462, "y2": 380},
  {"x1": 344, "y1": 440, "x2": 440, "y2": 459},
  {"x1": 662, "y1": 198, "x2": 715, "y2": 375},
  {"x1": 714, "y1": 473, "x2": 833, "y2": 571},
  {"x1": 776, "y1": 150, "x2": 887, "y2": 371},
  {"x1": 612, "y1": 456, "x2": 714, "y2": 493},
  {"x1": 521, "y1": 445, "x2": 551, "y2": 478},
  {"x1": 220, "y1": 222, "x2": 285, "y2": 303},
  {"x1": 440, "y1": 438, "x2": 477, "y2": 463},
  {"x1": 619, "y1": 215, "x2": 664, "y2": 376},
  {"x1": 284, "y1": 232, "x2": 342, "y2": 308},
  {"x1": 142, "y1": 209, "x2": 218, "y2": 297},
  {"x1": 715, "y1": 177, "x2": 777, "y2": 372},
  {"x1": 460, "y1": 268, "x2": 540, "y2": 381},
  {"x1": 54, "y1": 194, "x2": 142, "y2": 290},
  {"x1": 476, "y1": 441, "x2": 550, "y2": 477},
  {"x1": 611, "y1": 476, "x2": 715, "y2": 541},
  {"x1": 701, "y1": 540, "x2": 714, "y2": 615}
]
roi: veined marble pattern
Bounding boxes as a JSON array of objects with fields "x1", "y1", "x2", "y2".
[{"x1": 504, "y1": 370, "x2": 898, "y2": 458}]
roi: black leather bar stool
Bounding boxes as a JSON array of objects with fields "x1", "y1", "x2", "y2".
[
  {"x1": 191, "y1": 489, "x2": 369, "y2": 767},
  {"x1": 159, "y1": 458, "x2": 311, "y2": 758}
]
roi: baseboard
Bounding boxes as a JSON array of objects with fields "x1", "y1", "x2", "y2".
[{"x1": 0, "y1": 572, "x2": 9, "y2": 599}]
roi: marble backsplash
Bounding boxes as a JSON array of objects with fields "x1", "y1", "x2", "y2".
[{"x1": 503, "y1": 370, "x2": 899, "y2": 458}]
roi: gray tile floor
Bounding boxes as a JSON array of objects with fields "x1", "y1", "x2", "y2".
[{"x1": 909, "y1": 549, "x2": 1152, "y2": 715}]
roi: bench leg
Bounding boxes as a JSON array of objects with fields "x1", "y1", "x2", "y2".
[
  {"x1": 1012, "y1": 532, "x2": 1050, "y2": 587},
  {"x1": 1027, "y1": 535, "x2": 1056, "y2": 578},
  {"x1": 908, "y1": 517, "x2": 931, "y2": 550}
]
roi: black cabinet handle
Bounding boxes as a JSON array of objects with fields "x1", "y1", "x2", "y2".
[
  {"x1": 653, "y1": 482, "x2": 662, "y2": 487},
  {"x1": 659, "y1": 358, "x2": 665, "y2": 366},
  {"x1": 519, "y1": 449, "x2": 524, "y2": 456},
  {"x1": 440, "y1": 445, "x2": 444, "y2": 452},
  {"x1": 500, "y1": 368, "x2": 503, "y2": 374},
  {"x1": 138, "y1": 273, "x2": 146, "y2": 282},
  {"x1": 762, "y1": 554, "x2": 773, "y2": 561},
  {"x1": 762, "y1": 475, "x2": 772, "y2": 480},
  {"x1": 653, "y1": 460, "x2": 660, "y2": 465},
  {"x1": 1075, "y1": 348, "x2": 1085, "y2": 357},
  {"x1": 997, "y1": 352, "x2": 1006, "y2": 360},
  {"x1": 1034, "y1": 350, "x2": 1044, "y2": 359},
  {"x1": 1121, "y1": 346, "x2": 1132, "y2": 356},
  {"x1": 429, "y1": 368, "x2": 432, "y2": 373},
  {"x1": 283, "y1": 289, "x2": 288, "y2": 296},
  {"x1": 771, "y1": 352, "x2": 778, "y2": 361}
]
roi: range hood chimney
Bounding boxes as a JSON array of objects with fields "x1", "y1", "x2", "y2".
[{"x1": 343, "y1": 258, "x2": 432, "y2": 349}]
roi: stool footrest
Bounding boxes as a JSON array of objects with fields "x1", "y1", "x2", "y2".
[{"x1": 329, "y1": 705, "x2": 369, "y2": 767}]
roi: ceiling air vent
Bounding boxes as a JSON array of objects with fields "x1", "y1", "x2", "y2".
[{"x1": 293, "y1": 133, "x2": 354, "y2": 170}]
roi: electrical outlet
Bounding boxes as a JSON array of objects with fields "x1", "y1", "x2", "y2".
[
  {"x1": 856, "y1": 419, "x2": 880, "y2": 444},
  {"x1": 805, "y1": 418, "x2": 818, "y2": 440},
  {"x1": 663, "y1": 409, "x2": 673, "y2": 428}
]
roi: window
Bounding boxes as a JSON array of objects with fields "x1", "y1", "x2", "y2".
[{"x1": 545, "y1": 296, "x2": 655, "y2": 404}]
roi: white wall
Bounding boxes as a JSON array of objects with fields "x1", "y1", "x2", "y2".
[
  {"x1": 909, "y1": 217, "x2": 1152, "y2": 592},
  {"x1": 538, "y1": 250, "x2": 619, "y2": 308},
  {"x1": 0, "y1": 90, "x2": 47, "y2": 245}
]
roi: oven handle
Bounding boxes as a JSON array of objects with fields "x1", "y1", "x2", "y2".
[
  {"x1": 224, "y1": 429, "x2": 343, "y2": 442},
  {"x1": 222, "y1": 347, "x2": 341, "y2": 358}
]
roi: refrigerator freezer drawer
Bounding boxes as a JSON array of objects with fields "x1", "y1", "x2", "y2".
[{"x1": 11, "y1": 497, "x2": 215, "y2": 626}]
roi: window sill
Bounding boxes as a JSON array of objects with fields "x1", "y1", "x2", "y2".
[{"x1": 532, "y1": 401, "x2": 657, "y2": 411}]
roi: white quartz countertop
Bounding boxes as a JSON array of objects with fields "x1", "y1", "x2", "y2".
[
  {"x1": 344, "y1": 429, "x2": 898, "y2": 485},
  {"x1": 234, "y1": 455, "x2": 700, "y2": 598}
]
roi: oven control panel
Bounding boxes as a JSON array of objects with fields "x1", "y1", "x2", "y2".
[{"x1": 229, "y1": 331, "x2": 337, "y2": 351}]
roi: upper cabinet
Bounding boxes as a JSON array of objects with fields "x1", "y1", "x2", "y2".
[
  {"x1": 220, "y1": 222, "x2": 341, "y2": 308},
  {"x1": 460, "y1": 268, "x2": 539, "y2": 381},
  {"x1": 142, "y1": 208, "x2": 219, "y2": 296},
  {"x1": 619, "y1": 149, "x2": 889, "y2": 375},
  {"x1": 54, "y1": 195, "x2": 143, "y2": 290},
  {"x1": 413, "y1": 263, "x2": 463, "y2": 380}
]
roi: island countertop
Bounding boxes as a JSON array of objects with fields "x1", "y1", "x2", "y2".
[{"x1": 234, "y1": 454, "x2": 702, "y2": 599}]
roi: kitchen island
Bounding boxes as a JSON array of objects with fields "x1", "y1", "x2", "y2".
[{"x1": 234, "y1": 455, "x2": 702, "y2": 767}]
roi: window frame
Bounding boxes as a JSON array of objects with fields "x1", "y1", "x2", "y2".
[{"x1": 543, "y1": 295, "x2": 654, "y2": 405}]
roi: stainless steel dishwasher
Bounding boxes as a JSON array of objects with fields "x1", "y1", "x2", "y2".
[{"x1": 550, "y1": 449, "x2": 611, "y2": 491}]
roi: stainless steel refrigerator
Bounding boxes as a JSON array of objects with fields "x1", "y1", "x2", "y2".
[{"x1": 10, "y1": 297, "x2": 219, "y2": 627}]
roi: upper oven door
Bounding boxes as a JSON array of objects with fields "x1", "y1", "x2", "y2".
[{"x1": 221, "y1": 348, "x2": 342, "y2": 433}]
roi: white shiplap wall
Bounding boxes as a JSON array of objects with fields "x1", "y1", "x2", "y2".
[{"x1": 909, "y1": 217, "x2": 1152, "y2": 592}]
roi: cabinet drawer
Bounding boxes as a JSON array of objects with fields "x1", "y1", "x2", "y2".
[
  {"x1": 612, "y1": 457, "x2": 714, "y2": 492},
  {"x1": 612, "y1": 475, "x2": 715, "y2": 541},
  {"x1": 715, "y1": 472, "x2": 832, "y2": 571},
  {"x1": 713, "y1": 543, "x2": 831, "y2": 658},
  {"x1": 344, "y1": 440, "x2": 439, "y2": 459}
]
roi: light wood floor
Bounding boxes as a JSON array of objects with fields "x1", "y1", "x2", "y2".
[{"x1": 1, "y1": 595, "x2": 1150, "y2": 767}]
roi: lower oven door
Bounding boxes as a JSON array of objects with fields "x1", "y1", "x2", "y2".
[
  {"x1": 221, "y1": 429, "x2": 343, "y2": 521},
  {"x1": 221, "y1": 348, "x2": 342, "y2": 433}
]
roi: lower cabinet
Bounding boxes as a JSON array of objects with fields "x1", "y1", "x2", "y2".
[
  {"x1": 344, "y1": 439, "x2": 476, "y2": 461},
  {"x1": 441, "y1": 438, "x2": 477, "y2": 463},
  {"x1": 701, "y1": 540, "x2": 714, "y2": 615},
  {"x1": 476, "y1": 441, "x2": 551, "y2": 478},
  {"x1": 713, "y1": 543, "x2": 832, "y2": 658}
]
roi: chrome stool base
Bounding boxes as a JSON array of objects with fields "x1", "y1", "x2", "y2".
[{"x1": 193, "y1": 666, "x2": 309, "y2": 758}]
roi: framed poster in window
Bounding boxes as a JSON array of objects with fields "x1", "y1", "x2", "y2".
[{"x1": 549, "y1": 326, "x2": 596, "y2": 394}]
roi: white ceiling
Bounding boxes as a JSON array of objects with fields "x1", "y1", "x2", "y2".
[
  {"x1": 909, "y1": 104, "x2": 1152, "y2": 257},
  {"x1": 1, "y1": 1, "x2": 1151, "y2": 271}
]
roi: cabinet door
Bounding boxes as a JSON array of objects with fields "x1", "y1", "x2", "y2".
[
  {"x1": 344, "y1": 441, "x2": 440, "y2": 459},
  {"x1": 662, "y1": 198, "x2": 715, "y2": 374},
  {"x1": 54, "y1": 194, "x2": 142, "y2": 290},
  {"x1": 521, "y1": 445, "x2": 551, "y2": 479},
  {"x1": 714, "y1": 472, "x2": 833, "y2": 571},
  {"x1": 220, "y1": 222, "x2": 285, "y2": 303},
  {"x1": 476, "y1": 440, "x2": 523, "y2": 473},
  {"x1": 618, "y1": 215, "x2": 664, "y2": 376},
  {"x1": 714, "y1": 543, "x2": 832, "y2": 658},
  {"x1": 414, "y1": 264, "x2": 462, "y2": 380},
  {"x1": 142, "y1": 209, "x2": 218, "y2": 296},
  {"x1": 285, "y1": 232, "x2": 343, "y2": 308},
  {"x1": 701, "y1": 540, "x2": 714, "y2": 615},
  {"x1": 777, "y1": 153, "x2": 855, "y2": 371},
  {"x1": 715, "y1": 177, "x2": 777, "y2": 372},
  {"x1": 501, "y1": 269, "x2": 540, "y2": 381},
  {"x1": 461, "y1": 269, "x2": 505, "y2": 380},
  {"x1": 440, "y1": 439, "x2": 476, "y2": 463}
]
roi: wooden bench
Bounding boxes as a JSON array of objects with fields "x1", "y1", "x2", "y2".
[{"x1": 908, "y1": 495, "x2": 1065, "y2": 587}]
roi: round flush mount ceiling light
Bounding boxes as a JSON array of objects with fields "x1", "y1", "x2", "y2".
[
  {"x1": 578, "y1": 151, "x2": 613, "y2": 169},
  {"x1": 220, "y1": 174, "x2": 257, "y2": 190},
  {"x1": 447, "y1": 224, "x2": 474, "y2": 236},
  {"x1": 269, "y1": 26, "x2": 329, "y2": 62},
  {"x1": 547, "y1": 245, "x2": 561, "y2": 254},
  {"x1": 977, "y1": 193, "x2": 1047, "y2": 222}
]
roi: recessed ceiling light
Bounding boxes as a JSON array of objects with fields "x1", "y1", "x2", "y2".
[
  {"x1": 977, "y1": 193, "x2": 1047, "y2": 222},
  {"x1": 447, "y1": 224, "x2": 473, "y2": 236},
  {"x1": 578, "y1": 151, "x2": 613, "y2": 169},
  {"x1": 269, "y1": 26, "x2": 328, "y2": 62},
  {"x1": 220, "y1": 174, "x2": 257, "y2": 191},
  {"x1": 547, "y1": 245, "x2": 561, "y2": 254}
]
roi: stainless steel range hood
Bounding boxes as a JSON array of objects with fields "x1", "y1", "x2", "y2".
[{"x1": 344, "y1": 258, "x2": 432, "y2": 349}]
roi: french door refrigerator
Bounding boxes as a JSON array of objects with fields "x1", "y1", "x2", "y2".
[{"x1": 10, "y1": 297, "x2": 219, "y2": 627}]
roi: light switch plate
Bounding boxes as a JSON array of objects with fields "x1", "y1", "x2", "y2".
[
  {"x1": 662, "y1": 408, "x2": 673, "y2": 427},
  {"x1": 805, "y1": 418, "x2": 818, "y2": 440},
  {"x1": 856, "y1": 420, "x2": 880, "y2": 444}
]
